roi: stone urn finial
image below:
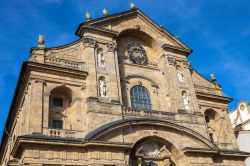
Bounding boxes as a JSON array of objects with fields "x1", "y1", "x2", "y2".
[
  {"x1": 210, "y1": 73, "x2": 218, "y2": 85},
  {"x1": 130, "y1": 2, "x2": 135, "y2": 9},
  {"x1": 103, "y1": 8, "x2": 108, "y2": 16},
  {"x1": 86, "y1": 12, "x2": 91, "y2": 21},
  {"x1": 38, "y1": 34, "x2": 45, "y2": 48},
  {"x1": 210, "y1": 73, "x2": 216, "y2": 81}
]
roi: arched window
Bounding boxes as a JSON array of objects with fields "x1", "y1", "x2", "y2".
[{"x1": 130, "y1": 85, "x2": 152, "y2": 110}]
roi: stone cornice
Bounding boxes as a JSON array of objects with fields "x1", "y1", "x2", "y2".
[
  {"x1": 11, "y1": 135, "x2": 132, "y2": 158},
  {"x1": 182, "y1": 147, "x2": 218, "y2": 154},
  {"x1": 196, "y1": 92, "x2": 233, "y2": 104},
  {"x1": 28, "y1": 61, "x2": 88, "y2": 79},
  {"x1": 77, "y1": 26, "x2": 118, "y2": 38},
  {"x1": 162, "y1": 43, "x2": 192, "y2": 56},
  {"x1": 219, "y1": 149, "x2": 250, "y2": 158}
]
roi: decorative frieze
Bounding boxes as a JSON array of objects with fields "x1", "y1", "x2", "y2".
[{"x1": 83, "y1": 37, "x2": 96, "y2": 48}]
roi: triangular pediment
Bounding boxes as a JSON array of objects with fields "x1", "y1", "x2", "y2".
[{"x1": 76, "y1": 8, "x2": 192, "y2": 55}]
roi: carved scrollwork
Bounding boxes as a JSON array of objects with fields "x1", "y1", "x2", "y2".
[
  {"x1": 82, "y1": 37, "x2": 96, "y2": 48},
  {"x1": 166, "y1": 56, "x2": 177, "y2": 66},
  {"x1": 106, "y1": 42, "x2": 116, "y2": 52}
]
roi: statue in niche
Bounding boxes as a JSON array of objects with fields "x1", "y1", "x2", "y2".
[
  {"x1": 182, "y1": 91, "x2": 190, "y2": 111},
  {"x1": 99, "y1": 79, "x2": 108, "y2": 97},
  {"x1": 97, "y1": 51, "x2": 105, "y2": 67},
  {"x1": 176, "y1": 66, "x2": 184, "y2": 82}
]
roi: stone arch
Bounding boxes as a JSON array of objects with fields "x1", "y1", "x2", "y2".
[
  {"x1": 124, "y1": 74, "x2": 159, "y2": 88},
  {"x1": 84, "y1": 119, "x2": 218, "y2": 166},
  {"x1": 116, "y1": 28, "x2": 162, "y2": 62},
  {"x1": 124, "y1": 76, "x2": 159, "y2": 110},
  {"x1": 84, "y1": 118, "x2": 218, "y2": 149}
]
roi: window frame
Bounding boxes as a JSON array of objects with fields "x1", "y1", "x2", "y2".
[
  {"x1": 130, "y1": 85, "x2": 152, "y2": 110},
  {"x1": 52, "y1": 119, "x2": 63, "y2": 129}
]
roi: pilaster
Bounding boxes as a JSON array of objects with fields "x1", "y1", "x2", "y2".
[
  {"x1": 83, "y1": 37, "x2": 97, "y2": 98},
  {"x1": 29, "y1": 79, "x2": 45, "y2": 134}
]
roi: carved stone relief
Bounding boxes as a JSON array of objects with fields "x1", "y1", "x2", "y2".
[
  {"x1": 141, "y1": 141, "x2": 160, "y2": 158},
  {"x1": 127, "y1": 42, "x2": 148, "y2": 65}
]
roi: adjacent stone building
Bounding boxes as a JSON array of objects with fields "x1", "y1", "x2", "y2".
[
  {"x1": 229, "y1": 101, "x2": 250, "y2": 166},
  {"x1": 0, "y1": 7, "x2": 249, "y2": 166}
]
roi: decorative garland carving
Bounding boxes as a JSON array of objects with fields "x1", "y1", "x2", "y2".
[{"x1": 82, "y1": 37, "x2": 96, "y2": 48}]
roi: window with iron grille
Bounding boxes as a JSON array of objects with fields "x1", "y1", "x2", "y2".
[{"x1": 130, "y1": 85, "x2": 152, "y2": 110}]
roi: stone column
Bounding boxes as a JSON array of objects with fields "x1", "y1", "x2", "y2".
[
  {"x1": 83, "y1": 37, "x2": 97, "y2": 98},
  {"x1": 29, "y1": 79, "x2": 44, "y2": 134}
]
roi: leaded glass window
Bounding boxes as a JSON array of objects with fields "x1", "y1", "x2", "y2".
[{"x1": 130, "y1": 85, "x2": 152, "y2": 110}]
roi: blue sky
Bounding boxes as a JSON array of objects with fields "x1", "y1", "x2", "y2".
[{"x1": 0, "y1": 0, "x2": 249, "y2": 139}]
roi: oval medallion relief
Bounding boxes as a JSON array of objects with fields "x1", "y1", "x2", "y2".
[{"x1": 127, "y1": 43, "x2": 148, "y2": 65}]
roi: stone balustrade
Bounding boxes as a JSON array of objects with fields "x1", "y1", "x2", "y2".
[
  {"x1": 43, "y1": 128, "x2": 84, "y2": 138},
  {"x1": 45, "y1": 57, "x2": 86, "y2": 71},
  {"x1": 122, "y1": 107, "x2": 175, "y2": 120},
  {"x1": 122, "y1": 107, "x2": 205, "y2": 124}
]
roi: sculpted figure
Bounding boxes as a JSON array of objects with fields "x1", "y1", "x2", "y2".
[
  {"x1": 176, "y1": 66, "x2": 184, "y2": 82},
  {"x1": 97, "y1": 52, "x2": 105, "y2": 67},
  {"x1": 99, "y1": 79, "x2": 108, "y2": 97},
  {"x1": 182, "y1": 91, "x2": 190, "y2": 111}
]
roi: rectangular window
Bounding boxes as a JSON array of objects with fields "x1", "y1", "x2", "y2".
[
  {"x1": 53, "y1": 97, "x2": 63, "y2": 107},
  {"x1": 52, "y1": 120, "x2": 63, "y2": 129}
]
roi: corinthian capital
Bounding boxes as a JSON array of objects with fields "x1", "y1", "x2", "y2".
[
  {"x1": 166, "y1": 56, "x2": 177, "y2": 66},
  {"x1": 183, "y1": 60, "x2": 192, "y2": 69},
  {"x1": 83, "y1": 37, "x2": 96, "y2": 48},
  {"x1": 106, "y1": 42, "x2": 116, "y2": 52}
]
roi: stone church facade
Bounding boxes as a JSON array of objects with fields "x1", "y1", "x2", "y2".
[{"x1": 0, "y1": 7, "x2": 249, "y2": 166}]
